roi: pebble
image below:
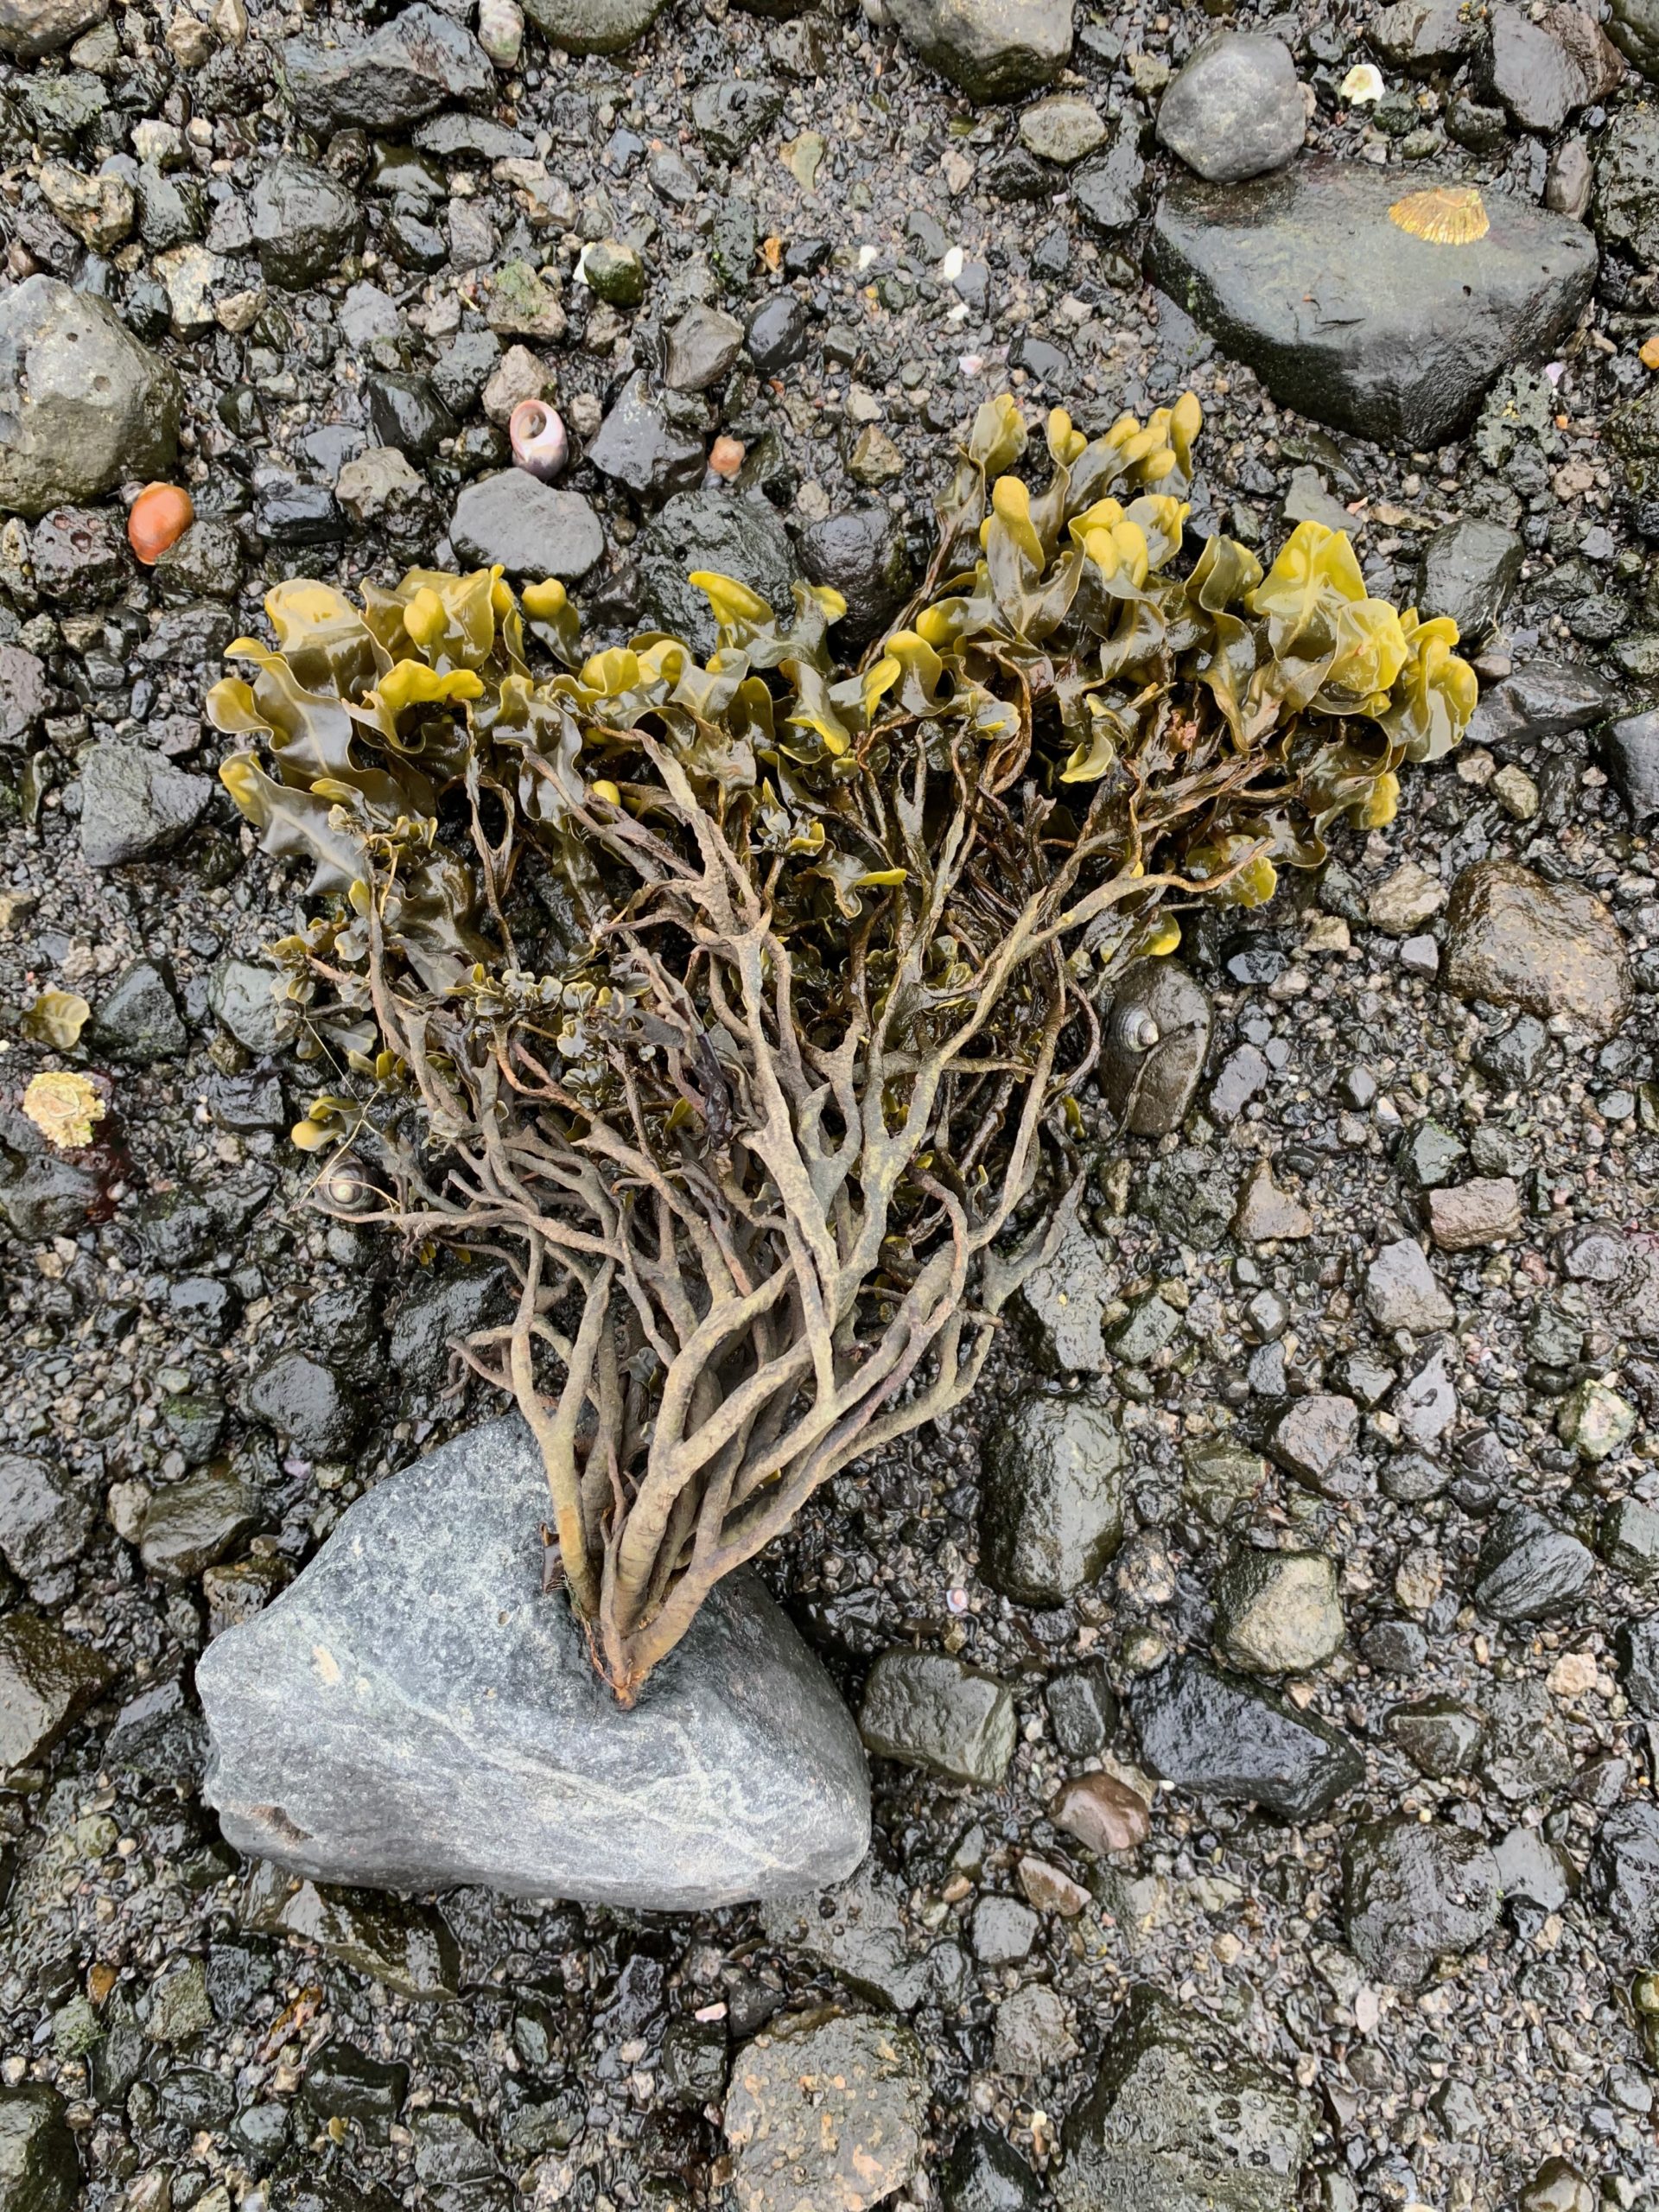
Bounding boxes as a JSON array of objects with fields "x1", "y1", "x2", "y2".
[
  {"x1": 724, "y1": 2012, "x2": 929, "y2": 2212},
  {"x1": 883, "y1": 0, "x2": 1072, "y2": 100},
  {"x1": 1343, "y1": 1817, "x2": 1501, "y2": 1986},
  {"x1": 1049, "y1": 1770, "x2": 1152, "y2": 1854},
  {"x1": 1441, "y1": 860, "x2": 1633, "y2": 1039},
  {"x1": 1472, "y1": 1506, "x2": 1596, "y2": 1620},
  {"x1": 1155, "y1": 33, "x2": 1305, "y2": 182},
  {"x1": 0, "y1": 276, "x2": 181, "y2": 518},
  {"x1": 448, "y1": 470, "x2": 604, "y2": 580},
  {"x1": 78, "y1": 743, "x2": 211, "y2": 868},
  {"x1": 1130, "y1": 1656, "x2": 1363, "y2": 1819},
  {"x1": 980, "y1": 1392, "x2": 1124, "y2": 1605},
  {"x1": 1427, "y1": 1175, "x2": 1523, "y2": 1251},
  {"x1": 859, "y1": 1649, "x2": 1017, "y2": 1786},
  {"x1": 1019, "y1": 94, "x2": 1107, "y2": 166},
  {"x1": 1213, "y1": 1547, "x2": 1344, "y2": 1674}
]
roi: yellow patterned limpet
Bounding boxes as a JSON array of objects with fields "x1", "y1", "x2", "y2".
[{"x1": 1388, "y1": 186, "x2": 1490, "y2": 245}]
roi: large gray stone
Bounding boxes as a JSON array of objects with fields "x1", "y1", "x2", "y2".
[
  {"x1": 448, "y1": 472, "x2": 604, "y2": 582},
  {"x1": 980, "y1": 1392, "x2": 1124, "y2": 1605},
  {"x1": 0, "y1": 277, "x2": 181, "y2": 520},
  {"x1": 886, "y1": 0, "x2": 1071, "y2": 100},
  {"x1": 78, "y1": 744, "x2": 212, "y2": 868},
  {"x1": 519, "y1": 0, "x2": 666, "y2": 52},
  {"x1": 0, "y1": 0, "x2": 102, "y2": 53},
  {"x1": 281, "y1": 3, "x2": 493, "y2": 129},
  {"x1": 1155, "y1": 35, "x2": 1304, "y2": 183},
  {"x1": 1147, "y1": 158, "x2": 1598, "y2": 447},
  {"x1": 198, "y1": 1414, "x2": 870, "y2": 1910}
]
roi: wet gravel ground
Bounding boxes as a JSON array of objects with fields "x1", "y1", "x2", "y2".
[{"x1": 2, "y1": 0, "x2": 1659, "y2": 2204}]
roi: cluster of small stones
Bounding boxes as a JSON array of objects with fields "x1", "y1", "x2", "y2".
[{"x1": 3, "y1": 0, "x2": 1659, "y2": 2204}]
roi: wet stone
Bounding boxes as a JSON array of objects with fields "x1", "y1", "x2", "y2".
[
  {"x1": 388, "y1": 1267, "x2": 505, "y2": 1388},
  {"x1": 762, "y1": 1861, "x2": 930, "y2": 2011},
  {"x1": 1058, "y1": 1986, "x2": 1314, "y2": 2212},
  {"x1": 1183, "y1": 1438, "x2": 1268, "y2": 1527},
  {"x1": 664, "y1": 302, "x2": 746, "y2": 392},
  {"x1": 1610, "y1": 0, "x2": 1659, "y2": 73},
  {"x1": 690, "y1": 77, "x2": 785, "y2": 162},
  {"x1": 1049, "y1": 1770, "x2": 1152, "y2": 1855},
  {"x1": 1130, "y1": 1656, "x2": 1363, "y2": 1820},
  {"x1": 588, "y1": 370, "x2": 707, "y2": 503},
  {"x1": 448, "y1": 472, "x2": 604, "y2": 582},
  {"x1": 1418, "y1": 517, "x2": 1522, "y2": 644},
  {"x1": 582, "y1": 238, "x2": 645, "y2": 308},
  {"x1": 1267, "y1": 1393, "x2": 1358, "y2": 1489},
  {"x1": 1099, "y1": 959, "x2": 1211, "y2": 1135},
  {"x1": 1481, "y1": 1677, "x2": 1573, "y2": 1802},
  {"x1": 1586, "y1": 1802, "x2": 1659, "y2": 1951},
  {"x1": 1472, "y1": 1507, "x2": 1595, "y2": 1620},
  {"x1": 1484, "y1": 3, "x2": 1605, "y2": 131},
  {"x1": 106, "y1": 1675, "x2": 207, "y2": 1788},
  {"x1": 1600, "y1": 1497, "x2": 1659, "y2": 1579},
  {"x1": 245, "y1": 1351, "x2": 361, "y2": 1458},
  {"x1": 1156, "y1": 33, "x2": 1304, "y2": 182},
  {"x1": 0, "y1": 2086, "x2": 79, "y2": 2212},
  {"x1": 1020, "y1": 1221, "x2": 1115, "y2": 1370},
  {"x1": 1560, "y1": 1378, "x2": 1637, "y2": 1462},
  {"x1": 1233, "y1": 1160, "x2": 1313, "y2": 1243},
  {"x1": 1213, "y1": 1547, "x2": 1344, "y2": 1675},
  {"x1": 981, "y1": 1391, "x2": 1124, "y2": 1605},
  {"x1": 639, "y1": 489, "x2": 801, "y2": 655},
  {"x1": 1343, "y1": 1817, "x2": 1501, "y2": 1986},
  {"x1": 943, "y1": 2124, "x2": 1043, "y2": 2212},
  {"x1": 1467, "y1": 658, "x2": 1615, "y2": 748},
  {"x1": 0, "y1": 276, "x2": 181, "y2": 518},
  {"x1": 1427, "y1": 1176, "x2": 1523, "y2": 1252},
  {"x1": 1493, "y1": 1824, "x2": 1577, "y2": 1911},
  {"x1": 1046, "y1": 1661, "x2": 1117, "y2": 1757},
  {"x1": 1071, "y1": 130, "x2": 1148, "y2": 236},
  {"x1": 137, "y1": 1467, "x2": 260, "y2": 1582},
  {"x1": 0, "y1": 1454, "x2": 92, "y2": 1582},
  {"x1": 1020, "y1": 94, "x2": 1107, "y2": 165},
  {"x1": 88, "y1": 957, "x2": 187, "y2": 1063},
  {"x1": 1364, "y1": 1241, "x2": 1454, "y2": 1339},
  {"x1": 1442, "y1": 860, "x2": 1633, "y2": 1039},
  {"x1": 1618, "y1": 1615, "x2": 1659, "y2": 1714},
  {"x1": 885, "y1": 0, "x2": 1072, "y2": 100},
  {"x1": 659, "y1": 2019, "x2": 728, "y2": 2108},
  {"x1": 282, "y1": 3, "x2": 493, "y2": 130},
  {"x1": 860, "y1": 1649, "x2": 1016, "y2": 1787},
  {"x1": 973, "y1": 1893, "x2": 1038, "y2": 1964},
  {"x1": 1147, "y1": 159, "x2": 1597, "y2": 446},
  {"x1": 244, "y1": 1866, "x2": 461, "y2": 1998},
  {"x1": 724, "y1": 2011, "x2": 929, "y2": 2212},
  {"x1": 1387, "y1": 1694, "x2": 1484, "y2": 1777},
  {"x1": 798, "y1": 504, "x2": 912, "y2": 650},
  {"x1": 251, "y1": 156, "x2": 361, "y2": 289},
  {"x1": 994, "y1": 1983, "x2": 1076, "y2": 2073},
  {"x1": 1600, "y1": 707, "x2": 1659, "y2": 822},
  {"x1": 29, "y1": 506, "x2": 128, "y2": 600},
  {"x1": 0, "y1": 1614, "x2": 112, "y2": 1769}
]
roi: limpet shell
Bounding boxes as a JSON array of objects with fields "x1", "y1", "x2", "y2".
[{"x1": 1388, "y1": 186, "x2": 1490, "y2": 245}]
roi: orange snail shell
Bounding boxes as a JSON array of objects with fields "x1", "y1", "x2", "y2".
[
  {"x1": 127, "y1": 482, "x2": 194, "y2": 563},
  {"x1": 1387, "y1": 186, "x2": 1490, "y2": 245}
]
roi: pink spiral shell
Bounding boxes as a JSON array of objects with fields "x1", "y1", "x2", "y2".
[{"x1": 509, "y1": 398, "x2": 568, "y2": 482}]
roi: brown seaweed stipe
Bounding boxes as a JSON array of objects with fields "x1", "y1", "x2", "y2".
[
  {"x1": 1388, "y1": 185, "x2": 1491, "y2": 245},
  {"x1": 206, "y1": 391, "x2": 1476, "y2": 1702}
]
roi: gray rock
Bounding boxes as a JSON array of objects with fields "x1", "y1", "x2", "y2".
[
  {"x1": 243, "y1": 1863, "x2": 461, "y2": 1997},
  {"x1": 1058, "y1": 1986, "x2": 1314, "y2": 2212},
  {"x1": 251, "y1": 156, "x2": 362, "y2": 289},
  {"x1": 1586, "y1": 1801, "x2": 1659, "y2": 1950},
  {"x1": 944, "y1": 2126, "x2": 1043, "y2": 2212},
  {"x1": 89, "y1": 959, "x2": 187, "y2": 1064},
  {"x1": 1610, "y1": 0, "x2": 1659, "y2": 76},
  {"x1": 1467, "y1": 658, "x2": 1614, "y2": 748},
  {"x1": 1363, "y1": 1237, "x2": 1454, "y2": 1334},
  {"x1": 1130, "y1": 1656, "x2": 1363, "y2": 1820},
  {"x1": 1156, "y1": 34, "x2": 1304, "y2": 183},
  {"x1": 0, "y1": 1454, "x2": 92, "y2": 1581},
  {"x1": 1020, "y1": 1218, "x2": 1116, "y2": 1370},
  {"x1": 746, "y1": 292, "x2": 809, "y2": 375},
  {"x1": 1071, "y1": 129, "x2": 1149, "y2": 237},
  {"x1": 138, "y1": 1468, "x2": 260, "y2": 1581},
  {"x1": 282, "y1": 3, "x2": 493, "y2": 130},
  {"x1": 1601, "y1": 705, "x2": 1659, "y2": 821},
  {"x1": 245, "y1": 1352, "x2": 364, "y2": 1459},
  {"x1": 725, "y1": 2012, "x2": 928, "y2": 2211},
  {"x1": 1343, "y1": 1817, "x2": 1501, "y2": 1986},
  {"x1": 798, "y1": 505, "x2": 912, "y2": 651},
  {"x1": 0, "y1": 644, "x2": 48, "y2": 747},
  {"x1": 886, "y1": 0, "x2": 1071, "y2": 101},
  {"x1": 1371, "y1": 0, "x2": 1473, "y2": 70},
  {"x1": 690, "y1": 78, "x2": 785, "y2": 163},
  {"x1": 106, "y1": 1675, "x2": 207, "y2": 1789},
  {"x1": 980, "y1": 1391, "x2": 1124, "y2": 1605},
  {"x1": 0, "y1": 277, "x2": 181, "y2": 519},
  {"x1": 1484, "y1": 3, "x2": 1604, "y2": 131},
  {"x1": 0, "y1": 1613, "x2": 111, "y2": 1768},
  {"x1": 1442, "y1": 861, "x2": 1632, "y2": 1039},
  {"x1": 859, "y1": 1648, "x2": 1016, "y2": 1786},
  {"x1": 448, "y1": 471, "x2": 605, "y2": 581},
  {"x1": 198, "y1": 1414, "x2": 870, "y2": 1909},
  {"x1": 1620, "y1": 1615, "x2": 1659, "y2": 1716},
  {"x1": 1099, "y1": 958, "x2": 1211, "y2": 1135},
  {"x1": 994, "y1": 1982, "x2": 1077, "y2": 2075},
  {"x1": 1213, "y1": 1548, "x2": 1343, "y2": 1675},
  {"x1": 973, "y1": 1893, "x2": 1037, "y2": 1964},
  {"x1": 0, "y1": 0, "x2": 103, "y2": 54},
  {"x1": 1493, "y1": 1823, "x2": 1577, "y2": 1911},
  {"x1": 587, "y1": 371, "x2": 707, "y2": 505},
  {"x1": 1046, "y1": 1662, "x2": 1117, "y2": 1757},
  {"x1": 388, "y1": 1267, "x2": 505, "y2": 1387},
  {"x1": 79, "y1": 744, "x2": 211, "y2": 868},
  {"x1": 1019, "y1": 94, "x2": 1107, "y2": 166},
  {"x1": 762, "y1": 1860, "x2": 930, "y2": 2010},
  {"x1": 208, "y1": 957, "x2": 286, "y2": 1057},
  {"x1": 1147, "y1": 158, "x2": 1598, "y2": 448},
  {"x1": 518, "y1": 0, "x2": 666, "y2": 52},
  {"x1": 29, "y1": 506, "x2": 129, "y2": 601},
  {"x1": 1547, "y1": 136, "x2": 1594, "y2": 219},
  {"x1": 1598, "y1": 105, "x2": 1659, "y2": 289},
  {"x1": 1471, "y1": 1507, "x2": 1595, "y2": 1621},
  {"x1": 0, "y1": 2087, "x2": 79, "y2": 2212},
  {"x1": 1418, "y1": 517, "x2": 1522, "y2": 644},
  {"x1": 1480, "y1": 1676, "x2": 1573, "y2": 1802},
  {"x1": 1267, "y1": 1393, "x2": 1359, "y2": 1490},
  {"x1": 1387, "y1": 1695, "x2": 1484, "y2": 1777},
  {"x1": 664, "y1": 302, "x2": 746, "y2": 391},
  {"x1": 639, "y1": 488, "x2": 802, "y2": 656}
]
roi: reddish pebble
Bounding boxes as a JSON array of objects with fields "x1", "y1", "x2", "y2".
[
  {"x1": 1017, "y1": 1852, "x2": 1090, "y2": 1917},
  {"x1": 127, "y1": 481, "x2": 194, "y2": 564},
  {"x1": 1049, "y1": 1771, "x2": 1152, "y2": 1856},
  {"x1": 709, "y1": 435, "x2": 746, "y2": 479}
]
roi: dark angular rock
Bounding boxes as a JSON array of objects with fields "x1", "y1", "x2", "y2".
[
  {"x1": 88, "y1": 958, "x2": 186, "y2": 1063},
  {"x1": 0, "y1": 0, "x2": 106, "y2": 57},
  {"x1": 0, "y1": 1454, "x2": 92, "y2": 1581},
  {"x1": 105, "y1": 1675, "x2": 207, "y2": 1787},
  {"x1": 1466, "y1": 658, "x2": 1615, "y2": 748},
  {"x1": 1418, "y1": 517, "x2": 1522, "y2": 644},
  {"x1": 1609, "y1": 0, "x2": 1659, "y2": 75},
  {"x1": 797, "y1": 504, "x2": 911, "y2": 651},
  {"x1": 138, "y1": 1468, "x2": 260, "y2": 1582},
  {"x1": 746, "y1": 291, "x2": 808, "y2": 374},
  {"x1": 300, "y1": 2043, "x2": 410, "y2": 2140},
  {"x1": 365, "y1": 372, "x2": 456, "y2": 461},
  {"x1": 1147, "y1": 159, "x2": 1598, "y2": 447},
  {"x1": 762, "y1": 1860, "x2": 930, "y2": 2010},
  {"x1": 1071, "y1": 131, "x2": 1149, "y2": 236},
  {"x1": 0, "y1": 276, "x2": 180, "y2": 519},
  {"x1": 282, "y1": 3, "x2": 493, "y2": 130},
  {"x1": 639, "y1": 488, "x2": 801, "y2": 656},
  {"x1": 78, "y1": 742, "x2": 210, "y2": 867},
  {"x1": 659, "y1": 2019, "x2": 728, "y2": 2107},
  {"x1": 1471, "y1": 1506, "x2": 1595, "y2": 1621},
  {"x1": 1343, "y1": 1817, "x2": 1501, "y2": 1986},
  {"x1": 244, "y1": 1865, "x2": 461, "y2": 1997},
  {"x1": 690, "y1": 77, "x2": 785, "y2": 162},
  {"x1": 254, "y1": 480, "x2": 346, "y2": 549},
  {"x1": 859, "y1": 1649, "x2": 1016, "y2": 1787},
  {"x1": 0, "y1": 1614, "x2": 112, "y2": 1768},
  {"x1": 1155, "y1": 34, "x2": 1304, "y2": 183},
  {"x1": 448, "y1": 471, "x2": 604, "y2": 581},
  {"x1": 1099, "y1": 959, "x2": 1211, "y2": 1136},
  {"x1": 980, "y1": 1392, "x2": 1124, "y2": 1605},
  {"x1": 200, "y1": 1415, "x2": 869, "y2": 1908},
  {"x1": 1483, "y1": 3, "x2": 1605, "y2": 132},
  {"x1": 1618, "y1": 1614, "x2": 1659, "y2": 1715},
  {"x1": 1600, "y1": 706, "x2": 1659, "y2": 821},
  {"x1": 663, "y1": 302, "x2": 746, "y2": 393},
  {"x1": 587, "y1": 371, "x2": 706, "y2": 504},
  {"x1": 944, "y1": 2124, "x2": 1042, "y2": 2212},
  {"x1": 388, "y1": 1267, "x2": 505, "y2": 1388},
  {"x1": 1387, "y1": 1695, "x2": 1484, "y2": 1777},
  {"x1": 1058, "y1": 1986, "x2": 1314, "y2": 2212},
  {"x1": 0, "y1": 2087, "x2": 79, "y2": 2212},
  {"x1": 1130, "y1": 1656, "x2": 1363, "y2": 1820},
  {"x1": 1442, "y1": 861, "x2": 1631, "y2": 1039},
  {"x1": 1585, "y1": 1801, "x2": 1659, "y2": 1949},
  {"x1": 245, "y1": 1352, "x2": 363, "y2": 1459},
  {"x1": 1046, "y1": 1662, "x2": 1117, "y2": 1758},
  {"x1": 29, "y1": 505, "x2": 128, "y2": 600},
  {"x1": 251, "y1": 156, "x2": 361, "y2": 289},
  {"x1": 1267, "y1": 1393, "x2": 1359, "y2": 1490}
]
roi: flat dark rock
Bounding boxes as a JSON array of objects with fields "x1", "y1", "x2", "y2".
[
  {"x1": 198, "y1": 1414, "x2": 870, "y2": 1910},
  {"x1": 448, "y1": 471, "x2": 604, "y2": 581},
  {"x1": 1147, "y1": 158, "x2": 1597, "y2": 446}
]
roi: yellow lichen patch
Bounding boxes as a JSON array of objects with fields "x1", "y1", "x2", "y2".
[
  {"x1": 22, "y1": 1070, "x2": 104, "y2": 1149},
  {"x1": 1388, "y1": 186, "x2": 1489, "y2": 245}
]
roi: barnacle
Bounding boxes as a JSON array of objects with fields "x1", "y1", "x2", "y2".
[
  {"x1": 207, "y1": 391, "x2": 1476, "y2": 1701},
  {"x1": 1389, "y1": 185, "x2": 1490, "y2": 245}
]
